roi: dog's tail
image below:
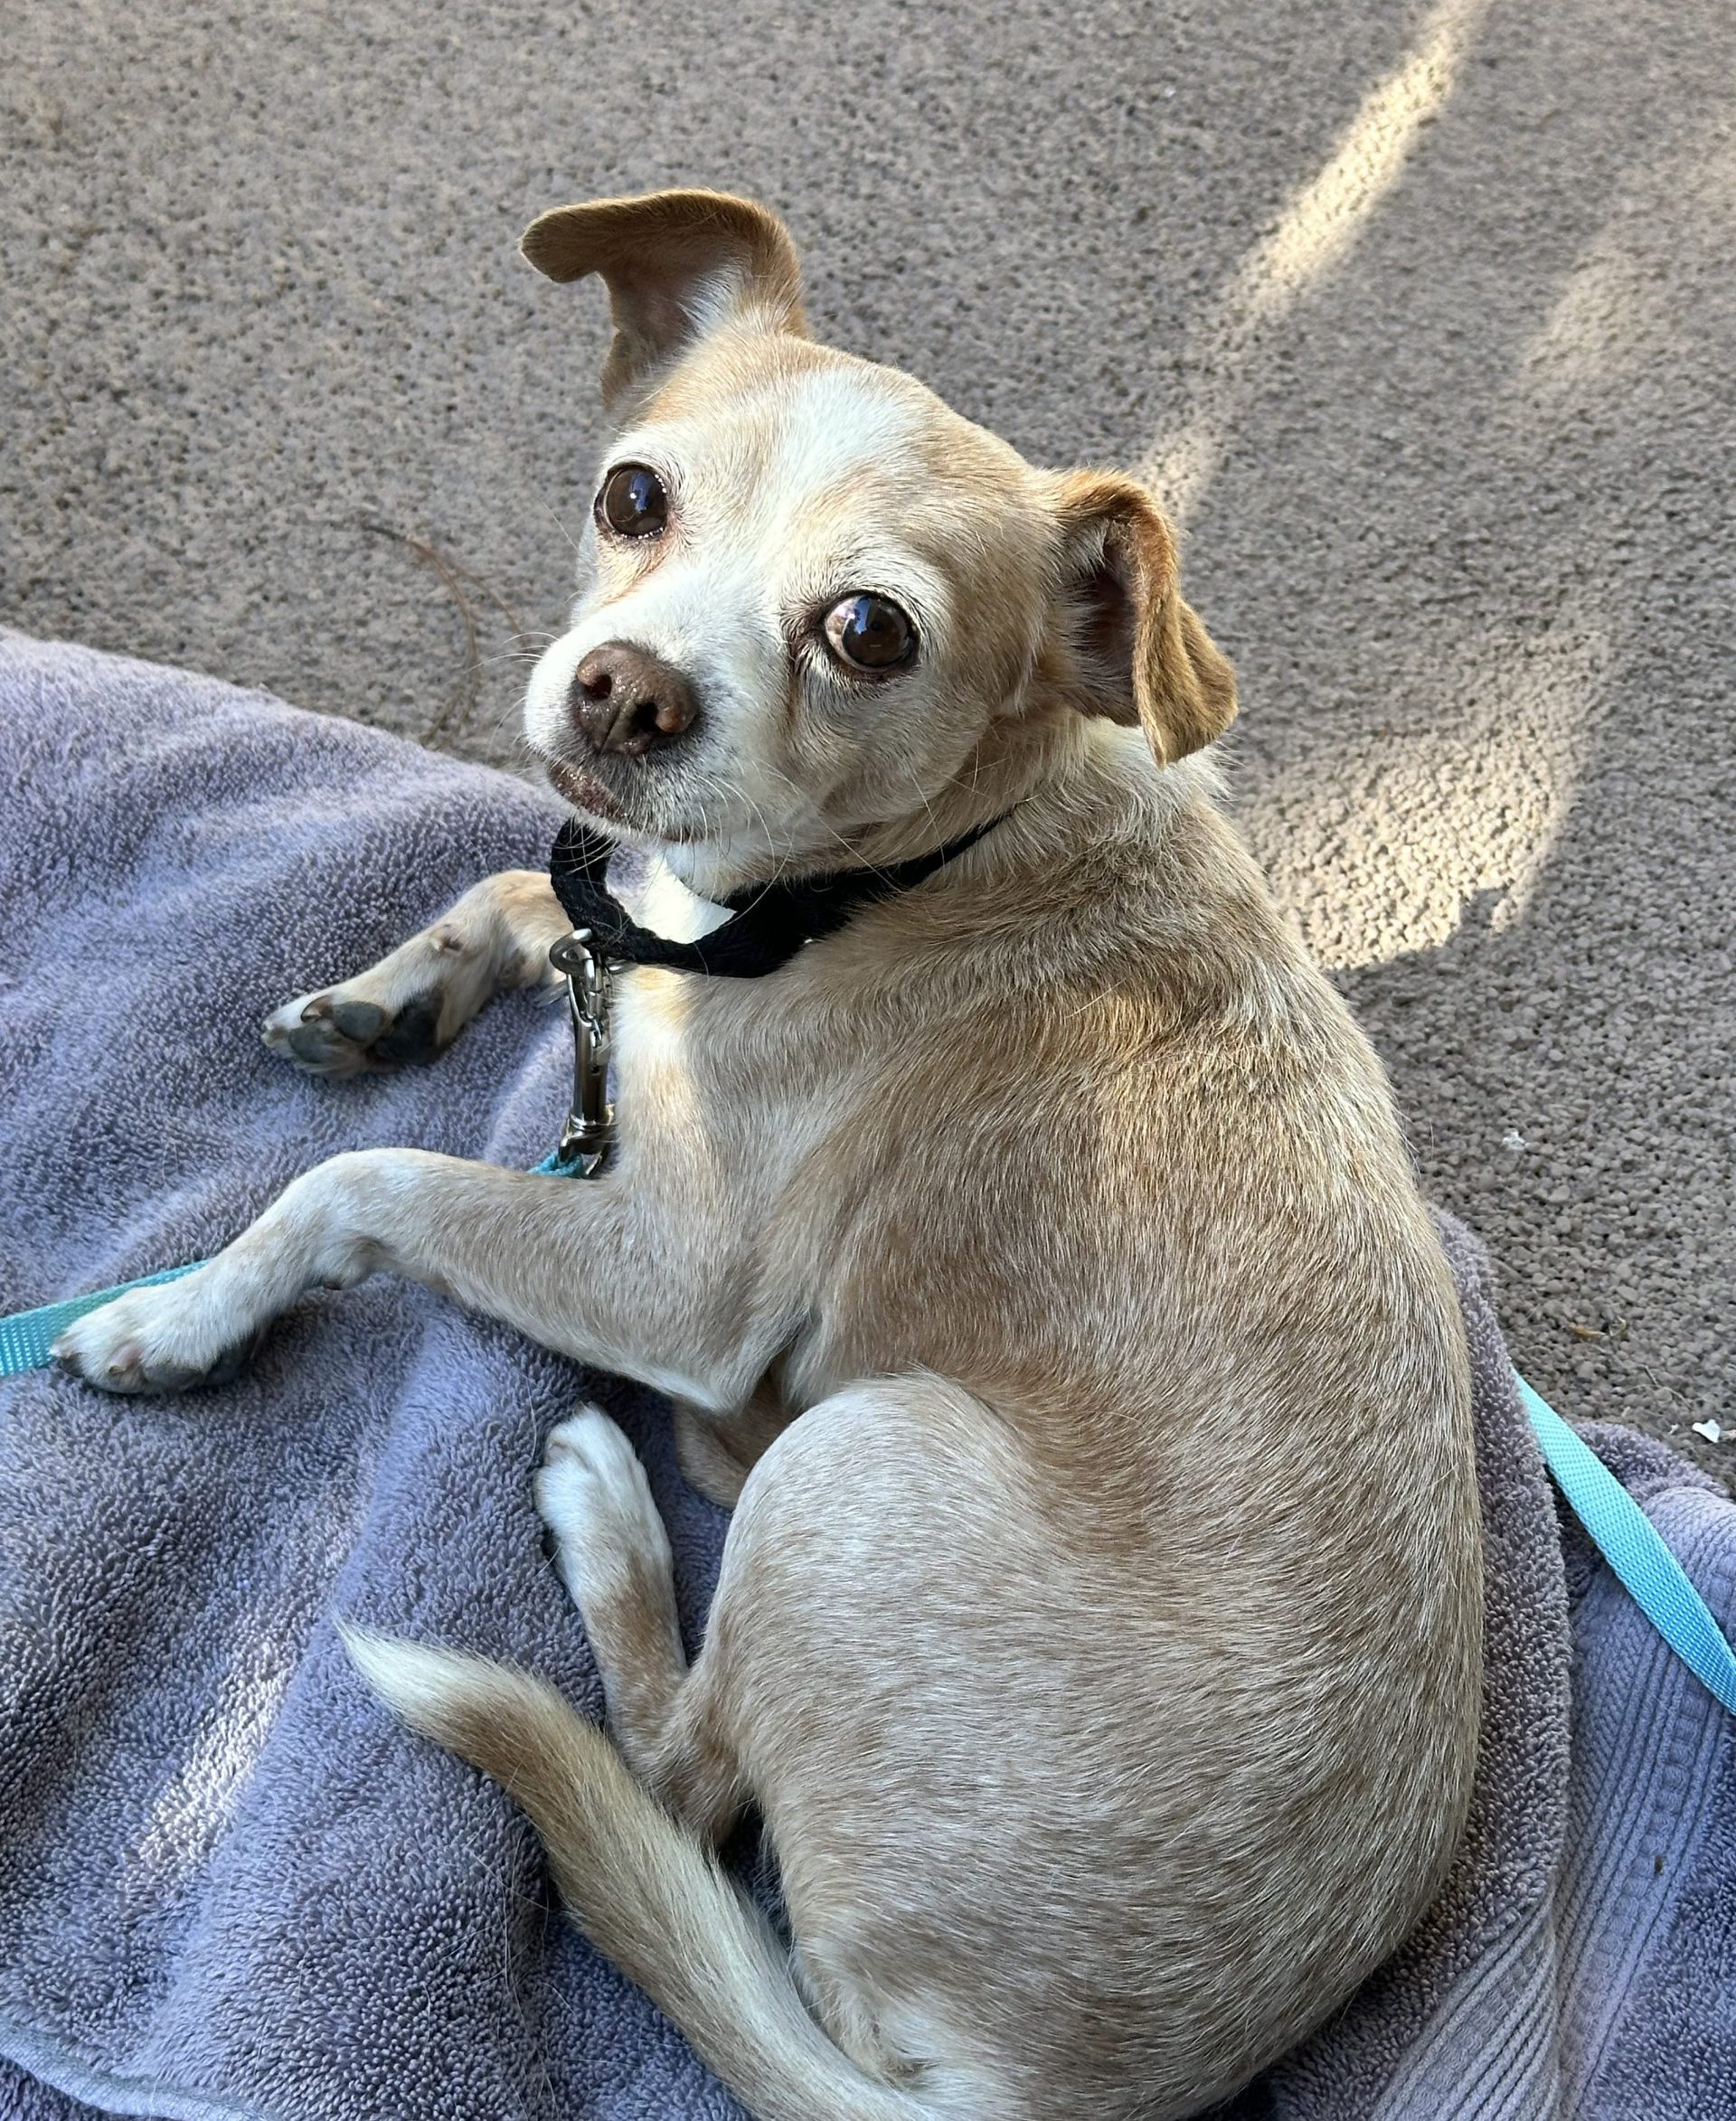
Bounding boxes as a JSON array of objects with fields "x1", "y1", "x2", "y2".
[{"x1": 342, "y1": 1628, "x2": 938, "y2": 2121}]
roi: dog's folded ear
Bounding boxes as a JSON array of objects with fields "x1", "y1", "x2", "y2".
[
  {"x1": 520, "y1": 189, "x2": 807, "y2": 408},
  {"x1": 1052, "y1": 471, "x2": 1237, "y2": 765}
]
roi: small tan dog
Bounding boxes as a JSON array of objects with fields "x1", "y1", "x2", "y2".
[{"x1": 55, "y1": 192, "x2": 1481, "y2": 2121}]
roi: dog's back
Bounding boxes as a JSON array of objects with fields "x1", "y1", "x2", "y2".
[{"x1": 680, "y1": 736, "x2": 1480, "y2": 2111}]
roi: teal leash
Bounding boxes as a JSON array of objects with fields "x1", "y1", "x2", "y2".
[
  {"x1": 0, "y1": 1261, "x2": 206, "y2": 1375},
  {"x1": 3, "y1": 1217, "x2": 1731, "y2": 1717},
  {"x1": 1517, "y1": 1376, "x2": 1736, "y2": 1713}
]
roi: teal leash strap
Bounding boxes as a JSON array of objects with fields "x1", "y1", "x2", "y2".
[
  {"x1": 0, "y1": 1262, "x2": 208, "y2": 1378},
  {"x1": 0, "y1": 1151, "x2": 590, "y2": 1381},
  {"x1": 1517, "y1": 1372, "x2": 1736, "y2": 1715},
  {"x1": 528, "y1": 1148, "x2": 588, "y2": 1177}
]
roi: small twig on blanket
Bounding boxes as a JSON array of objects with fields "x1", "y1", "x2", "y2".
[{"x1": 355, "y1": 518, "x2": 531, "y2": 748}]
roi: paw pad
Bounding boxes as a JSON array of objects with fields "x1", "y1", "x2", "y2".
[{"x1": 264, "y1": 986, "x2": 444, "y2": 1076}]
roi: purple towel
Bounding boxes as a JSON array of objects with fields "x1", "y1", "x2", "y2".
[{"x1": 2, "y1": 635, "x2": 1731, "y2": 2121}]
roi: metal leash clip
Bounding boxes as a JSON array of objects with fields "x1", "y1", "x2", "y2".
[{"x1": 547, "y1": 928, "x2": 618, "y2": 1177}]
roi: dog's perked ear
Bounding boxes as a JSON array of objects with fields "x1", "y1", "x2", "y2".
[
  {"x1": 1051, "y1": 471, "x2": 1238, "y2": 765},
  {"x1": 520, "y1": 188, "x2": 807, "y2": 409}
]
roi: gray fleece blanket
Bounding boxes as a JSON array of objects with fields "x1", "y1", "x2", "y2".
[{"x1": 1, "y1": 633, "x2": 1731, "y2": 2121}]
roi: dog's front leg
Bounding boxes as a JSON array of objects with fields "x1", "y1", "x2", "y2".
[
  {"x1": 262, "y1": 870, "x2": 571, "y2": 1077},
  {"x1": 52, "y1": 1151, "x2": 736, "y2": 1402}
]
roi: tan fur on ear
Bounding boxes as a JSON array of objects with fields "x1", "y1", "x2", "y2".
[
  {"x1": 520, "y1": 189, "x2": 807, "y2": 407},
  {"x1": 1052, "y1": 470, "x2": 1238, "y2": 765}
]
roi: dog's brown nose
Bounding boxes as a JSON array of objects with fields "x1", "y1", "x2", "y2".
[{"x1": 569, "y1": 642, "x2": 699, "y2": 758}]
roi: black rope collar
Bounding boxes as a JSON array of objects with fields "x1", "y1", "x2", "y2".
[{"x1": 548, "y1": 811, "x2": 1009, "y2": 979}]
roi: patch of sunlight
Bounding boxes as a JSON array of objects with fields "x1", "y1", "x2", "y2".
[
  {"x1": 1249, "y1": 603, "x2": 1606, "y2": 975},
  {"x1": 1512, "y1": 121, "x2": 1736, "y2": 412},
  {"x1": 127, "y1": 1638, "x2": 296, "y2": 1889},
  {"x1": 1516, "y1": 243, "x2": 1651, "y2": 405},
  {"x1": 1143, "y1": 0, "x2": 1488, "y2": 524}
]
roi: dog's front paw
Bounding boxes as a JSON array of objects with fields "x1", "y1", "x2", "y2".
[
  {"x1": 535, "y1": 1407, "x2": 673, "y2": 1612},
  {"x1": 51, "y1": 1274, "x2": 262, "y2": 1395},
  {"x1": 262, "y1": 981, "x2": 446, "y2": 1078}
]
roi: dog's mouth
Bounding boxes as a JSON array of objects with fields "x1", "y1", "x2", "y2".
[
  {"x1": 540, "y1": 749, "x2": 722, "y2": 846},
  {"x1": 544, "y1": 755, "x2": 629, "y2": 826}
]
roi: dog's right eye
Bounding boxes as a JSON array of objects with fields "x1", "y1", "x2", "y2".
[
  {"x1": 824, "y1": 594, "x2": 917, "y2": 674},
  {"x1": 596, "y1": 464, "x2": 669, "y2": 540}
]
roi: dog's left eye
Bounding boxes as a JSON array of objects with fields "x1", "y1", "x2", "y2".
[
  {"x1": 596, "y1": 464, "x2": 669, "y2": 540},
  {"x1": 824, "y1": 595, "x2": 917, "y2": 674}
]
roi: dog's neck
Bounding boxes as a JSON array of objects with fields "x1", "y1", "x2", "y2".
[{"x1": 607, "y1": 848, "x2": 733, "y2": 946}]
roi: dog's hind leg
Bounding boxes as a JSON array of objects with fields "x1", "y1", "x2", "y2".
[
  {"x1": 536, "y1": 1404, "x2": 746, "y2": 1846},
  {"x1": 362, "y1": 1375, "x2": 1043, "y2": 2121},
  {"x1": 263, "y1": 868, "x2": 570, "y2": 1076},
  {"x1": 673, "y1": 1378, "x2": 797, "y2": 1509}
]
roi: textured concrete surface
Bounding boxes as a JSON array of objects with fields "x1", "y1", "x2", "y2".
[{"x1": 2, "y1": 0, "x2": 1731, "y2": 1462}]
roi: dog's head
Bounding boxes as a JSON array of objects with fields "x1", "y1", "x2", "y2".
[{"x1": 522, "y1": 190, "x2": 1234, "y2": 883}]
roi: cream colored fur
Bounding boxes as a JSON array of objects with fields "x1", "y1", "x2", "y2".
[{"x1": 55, "y1": 190, "x2": 1481, "y2": 2121}]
